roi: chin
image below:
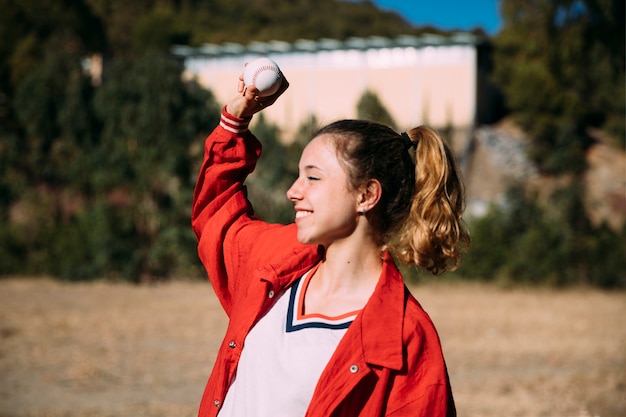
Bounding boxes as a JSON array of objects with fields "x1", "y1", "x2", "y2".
[
  {"x1": 296, "y1": 232, "x2": 320, "y2": 246},
  {"x1": 297, "y1": 235, "x2": 314, "y2": 245}
]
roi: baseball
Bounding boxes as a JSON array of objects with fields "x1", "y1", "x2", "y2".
[{"x1": 243, "y1": 57, "x2": 282, "y2": 97}]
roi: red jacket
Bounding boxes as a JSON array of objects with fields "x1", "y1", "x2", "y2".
[{"x1": 192, "y1": 107, "x2": 456, "y2": 417}]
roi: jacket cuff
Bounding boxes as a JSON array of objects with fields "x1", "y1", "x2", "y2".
[{"x1": 220, "y1": 105, "x2": 252, "y2": 134}]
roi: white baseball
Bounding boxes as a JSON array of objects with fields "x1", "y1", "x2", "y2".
[{"x1": 243, "y1": 57, "x2": 282, "y2": 97}]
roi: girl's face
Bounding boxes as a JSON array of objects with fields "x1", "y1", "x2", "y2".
[{"x1": 286, "y1": 135, "x2": 361, "y2": 246}]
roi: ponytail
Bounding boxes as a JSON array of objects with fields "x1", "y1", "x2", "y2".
[{"x1": 391, "y1": 126, "x2": 470, "y2": 274}]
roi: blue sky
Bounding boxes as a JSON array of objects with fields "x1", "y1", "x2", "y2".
[{"x1": 372, "y1": 0, "x2": 502, "y2": 34}]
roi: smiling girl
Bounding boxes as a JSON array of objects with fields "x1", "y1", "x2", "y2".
[{"x1": 192, "y1": 65, "x2": 469, "y2": 417}]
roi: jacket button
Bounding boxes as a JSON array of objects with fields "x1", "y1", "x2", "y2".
[
  {"x1": 228, "y1": 341, "x2": 236, "y2": 348},
  {"x1": 214, "y1": 399, "x2": 220, "y2": 407},
  {"x1": 350, "y1": 364, "x2": 359, "y2": 373},
  {"x1": 268, "y1": 290, "x2": 275, "y2": 298}
]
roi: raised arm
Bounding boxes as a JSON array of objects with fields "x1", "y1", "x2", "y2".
[{"x1": 191, "y1": 64, "x2": 289, "y2": 313}]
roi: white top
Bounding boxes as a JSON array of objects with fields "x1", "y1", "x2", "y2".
[{"x1": 219, "y1": 266, "x2": 360, "y2": 417}]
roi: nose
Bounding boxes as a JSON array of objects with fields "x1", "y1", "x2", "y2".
[{"x1": 286, "y1": 177, "x2": 302, "y2": 202}]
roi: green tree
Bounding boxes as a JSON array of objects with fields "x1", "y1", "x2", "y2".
[
  {"x1": 457, "y1": 184, "x2": 626, "y2": 288},
  {"x1": 0, "y1": 0, "x2": 106, "y2": 136},
  {"x1": 14, "y1": 48, "x2": 100, "y2": 185},
  {"x1": 0, "y1": 45, "x2": 98, "y2": 276},
  {"x1": 357, "y1": 90, "x2": 396, "y2": 129},
  {"x1": 493, "y1": 0, "x2": 625, "y2": 174},
  {"x1": 1, "y1": 49, "x2": 218, "y2": 280},
  {"x1": 91, "y1": 50, "x2": 218, "y2": 279},
  {"x1": 133, "y1": 3, "x2": 191, "y2": 53}
]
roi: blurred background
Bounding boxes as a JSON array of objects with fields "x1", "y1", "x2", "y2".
[{"x1": 0, "y1": 0, "x2": 624, "y2": 286}]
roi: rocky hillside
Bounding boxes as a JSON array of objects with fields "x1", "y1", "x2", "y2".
[{"x1": 462, "y1": 119, "x2": 625, "y2": 231}]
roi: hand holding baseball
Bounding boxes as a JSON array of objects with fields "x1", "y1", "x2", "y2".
[
  {"x1": 226, "y1": 58, "x2": 288, "y2": 119},
  {"x1": 244, "y1": 57, "x2": 283, "y2": 97}
]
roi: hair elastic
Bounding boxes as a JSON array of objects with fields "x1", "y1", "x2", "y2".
[{"x1": 401, "y1": 132, "x2": 417, "y2": 150}]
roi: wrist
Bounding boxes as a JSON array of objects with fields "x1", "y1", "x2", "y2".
[
  {"x1": 220, "y1": 105, "x2": 252, "y2": 134},
  {"x1": 225, "y1": 99, "x2": 257, "y2": 119}
]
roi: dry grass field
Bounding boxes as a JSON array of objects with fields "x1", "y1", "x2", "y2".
[{"x1": 0, "y1": 277, "x2": 624, "y2": 417}]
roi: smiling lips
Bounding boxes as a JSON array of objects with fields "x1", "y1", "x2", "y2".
[{"x1": 295, "y1": 210, "x2": 312, "y2": 219}]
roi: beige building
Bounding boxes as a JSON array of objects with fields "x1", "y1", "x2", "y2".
[{"x1": 173, "y1": 33, "x2": 482, "y2": 141}]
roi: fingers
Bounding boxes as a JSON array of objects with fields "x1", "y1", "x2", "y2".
[
  {"x1": 243, "y1": 85, "x2": 260, "y2": 100},
  {"x1": 262, "y1": 76, "x2": 289, "y2": 106},
  {"x1": 227, "y1": 65, "x2": 289, "y2": 118},
  {"x1": 225, "y1": 85, "x2": 263, "y2": 118}
]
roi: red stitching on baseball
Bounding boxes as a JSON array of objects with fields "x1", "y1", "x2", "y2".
[{"x1": 253, "y1": 65, "x2": 280, "y2": 83}]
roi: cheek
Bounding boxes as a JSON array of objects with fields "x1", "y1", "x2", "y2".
[{"x1": 323, "y1": 197, "x2": 359, "y2": 230}]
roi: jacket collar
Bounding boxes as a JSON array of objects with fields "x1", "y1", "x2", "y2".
[
  {"x1": 256, "y1": 230, "x2": 324, "y2": 289},
  {"x1": 356, "y1": 251, "x2": 405, "y2": 370}
]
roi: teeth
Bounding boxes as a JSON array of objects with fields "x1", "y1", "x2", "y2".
[{"x1": 295, "y1": 211, "x2": 312, "y2": 219}]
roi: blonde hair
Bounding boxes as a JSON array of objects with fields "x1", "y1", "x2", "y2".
[
  {"x1": 391, "y1": 126, "x2": 470, "y2": 274},
  {"x1": 315, "y1": 121, "x2": 469, "y2": 275}
]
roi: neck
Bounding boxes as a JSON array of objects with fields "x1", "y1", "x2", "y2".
[{"x1": 313, "y1": 238, "x2": 383, "y2": 295}]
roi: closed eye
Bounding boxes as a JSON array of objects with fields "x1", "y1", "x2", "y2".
[{"x1": 300, "y1": 164, "x2": 324, "y2": 182}]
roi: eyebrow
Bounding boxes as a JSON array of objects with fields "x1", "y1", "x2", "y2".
[{"x1": 302, "y1": 164, "x2": 323, "y2": 172}]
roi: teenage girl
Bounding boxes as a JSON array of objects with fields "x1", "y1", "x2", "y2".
[{"x1": 192, "y1": 65, "x2": 469, "y2": 417}]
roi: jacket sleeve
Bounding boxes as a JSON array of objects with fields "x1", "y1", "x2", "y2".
[{"x1": 191, "y1": 106, "x2": 264, "y2": 315}]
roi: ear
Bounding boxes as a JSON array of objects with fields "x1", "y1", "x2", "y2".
[{"x1": 358, "y1": 179, "x2": 382, "y2": 212}]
